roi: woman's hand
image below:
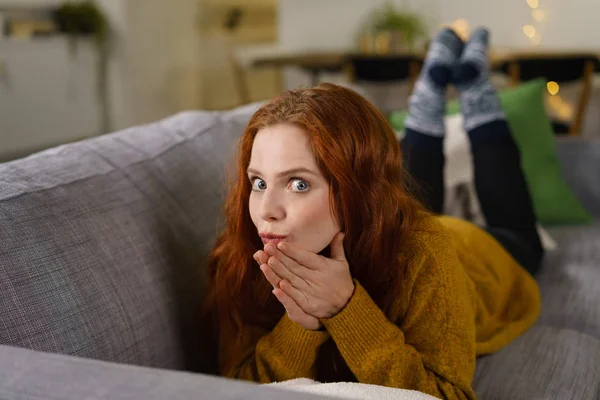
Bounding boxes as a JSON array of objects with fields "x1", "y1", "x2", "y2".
[
  {"x1": 254, "y1": 250, "x2": 323, "y2": 331},
  {"x1": 262, "y1": 232, "x2": 355, "y2": 319}
]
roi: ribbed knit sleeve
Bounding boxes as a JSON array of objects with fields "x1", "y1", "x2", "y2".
[
  {"x1": 219, "y1": 313, "x2": 330, "y2": 383},
  {"x1": 321, "y1": 225, "x2": 478, "y2": 400}
]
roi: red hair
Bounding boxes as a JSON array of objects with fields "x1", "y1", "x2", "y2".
[{"x1": 203, "y1": 83, "x2": 425, "y2": 341}]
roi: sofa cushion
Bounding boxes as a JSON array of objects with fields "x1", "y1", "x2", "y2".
[
  {"x1": 0, "y1": 344, "x2": 336, "y2": 400},
  {"x1": 537, "y1": 222, "x2": 600, "y2": 339},
  {"x1": 474, "y1": 326, "x2": 600, "y2": 400},
  {"x1": 0, "y1": 108, "x2": 256, "y2": 370},
  {"x1": 555, "y1": 137, "x2": 600, "y2": 217}
]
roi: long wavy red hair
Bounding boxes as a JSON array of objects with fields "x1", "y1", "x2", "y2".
[{"x1": 203, "y1": 83, "x2": 425, "y2": 340}]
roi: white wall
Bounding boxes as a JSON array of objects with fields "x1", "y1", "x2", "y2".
[
  {"x1": 280, "y1": 0, "x2": 600, "y2": 50},
  {"x1": 0, "y1": 39, "x2": 100, "y2": 161},
  {"x1": 279, "y1": 0, "x2": 600, "y2": 88},
  {"x1": 0, "y1": 0, "x2": 103, "y2": 161},
  {"x1": 95, "y1": 0, "x2": 130, "y2": 131},
  {"x1": 0, "y1": 0, "x2": 63, "y2": 6},
  {"x1": 0, "y1": 0, "x2": 205, "y2": 161},
  {"x1": 116, "y1": 0, "x2": 203, "y2": 128},
  {"x1": 95, "y1": 0, "x2": 204, "y2": 129},
  {"x1": 280, "y1": 0, "x2": 370, "y2": 51},
  {"x1": 0, "y1": 0, "x2": 110, "y2": 162},
  {"x1": 278, "y1": 0, "x2": 437, "y2": 89},
  {"x1": 435, "y1": 0, "x2": 600, "y2": 49}
]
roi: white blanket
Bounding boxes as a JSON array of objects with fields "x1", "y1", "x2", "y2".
[{"x1": 267, "y1": 378, "x2": 438, "y2": 400}]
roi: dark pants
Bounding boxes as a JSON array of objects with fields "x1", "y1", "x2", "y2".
[{"x1": 401, "y1": 120, "x2": 544, "y2": 276}]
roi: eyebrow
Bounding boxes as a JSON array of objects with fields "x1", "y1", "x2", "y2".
[{"x1": 246, "y1": 167, "x2": 318, "y2": 178}]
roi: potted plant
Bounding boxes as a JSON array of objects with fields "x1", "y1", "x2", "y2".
[
  {"x1": 53, "y1": 1, "x2": 111, "y2": 134},
  {"x1": 360, "y1": 2, "x2": 429, "y2": 53},
  {"x1": 54, "y1": 1, "x2": 108, "y2": 48}
]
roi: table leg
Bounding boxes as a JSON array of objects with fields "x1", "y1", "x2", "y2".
[{"x1": 310, "y1": 70, "x2": 320, "y2": 86}]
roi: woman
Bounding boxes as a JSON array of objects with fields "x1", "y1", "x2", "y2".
[{"x1": 202, "y1": 27, "x2": 543, "y2": 400}]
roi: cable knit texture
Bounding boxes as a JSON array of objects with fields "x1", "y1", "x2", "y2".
[{"x1": 216, "y1": 214, "x2": 541, "y2": 400}]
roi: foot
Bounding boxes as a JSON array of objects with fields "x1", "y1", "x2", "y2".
[
  {"x1": 452, "y1": 28, "x2": 505, "y2": 132},
  {"x1": 404, "y1": 28, "x2": 464, "y2": 137}
]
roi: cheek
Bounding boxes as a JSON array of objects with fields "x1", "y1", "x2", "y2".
[
  {"x1": 296, "y1": 193, "x2": 337, "y2": 229},
  {"x1": 248, "y1": 194, "x2": 259, "y2": 225}
]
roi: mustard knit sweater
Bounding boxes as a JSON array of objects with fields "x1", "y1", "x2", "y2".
[{"x1": 216, "y1": 215, "x2": 541, "y2": 400}]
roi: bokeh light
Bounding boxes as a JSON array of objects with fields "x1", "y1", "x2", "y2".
[
  {"x1": 523, "y1": 25, "x2": 536, "y2": 38},
  {"x1": 547, "y1": 81, "x2": 560, "y2": 95},
  {"x1": 532, "y1": 9, "x2": 545, "y2": 22}
]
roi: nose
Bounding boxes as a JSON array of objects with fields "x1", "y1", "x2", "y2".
[{"x1": 258, "y1": 189, "x2": 285, "y2": 222}]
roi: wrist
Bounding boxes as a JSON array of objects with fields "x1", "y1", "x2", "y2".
[
  {"x1": 335, "y1": 280, "x2": 356, "y2": 316},
  {"x1": 306, "y1": 319, "x2": 325, "y2": 331},
  {"x1": 343, "y1": 280, "x2": 356, "y2": 308}
]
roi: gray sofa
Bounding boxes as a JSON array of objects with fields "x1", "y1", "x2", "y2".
[{"x1": 1, "y1": 106, "x2": 599, "y2": 400}]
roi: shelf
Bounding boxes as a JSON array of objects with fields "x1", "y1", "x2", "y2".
[
  {"x1": 0, "y1": 0, "x2": 62, "y2": 8},
  {"x1": 0, "y1": 35, "x2": 96, "y2": 45}
]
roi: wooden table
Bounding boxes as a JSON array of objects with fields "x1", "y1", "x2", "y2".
[
  {"x1": 250, "y1": 49, "x2": 600, "y2": 84},
  {"x1": 252, "y1": 51, "x2": 348, "y2": 85},
  {"x1": 249, "y1": 48, "x2": 600, "y2": 135}
]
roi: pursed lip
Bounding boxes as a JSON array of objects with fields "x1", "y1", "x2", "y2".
[{"x1": 259, "y1": 233, "x2": 288, "y2": 246}]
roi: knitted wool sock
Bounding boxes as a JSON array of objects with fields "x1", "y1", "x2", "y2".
[
  {"x1": 404, "y1": 28, "x2": 464, "y2": 138},
  {"x1": 453, "y1": 28, "x2": 506, "y2": 133}
]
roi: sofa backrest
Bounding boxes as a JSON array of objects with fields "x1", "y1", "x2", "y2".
[
  {"x1": 1, "y1": 105, "x2": 598, "y2": 373},
  {"x1": 0, "y1": 105, "x2": 259, "y2": 371},
  {"x1": 554, "y1": 137, "x2": 600, "y2": 217}
]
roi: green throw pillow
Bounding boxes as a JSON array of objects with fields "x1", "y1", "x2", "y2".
[{"x1": 389, "y1": 78, "x2": 593, "y2": 225}]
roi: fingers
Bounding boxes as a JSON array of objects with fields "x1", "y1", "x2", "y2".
[
  {"x1": 279, "y1": 279, "x2": 312, "y2": 314},
  {"x1": 260, "y1": 264, "x2": 282, "y2": 290},
  {"x1": 264, "y1": 244, "x2": 300, "y2": 270},
  {"x1": 275, "y1": 242, "x2": 320, "y2": 270},
  {"x1": 256, "y1": 249, "x2": 307, "y2": 291},
  {"x1": 272, "y1": 287, "x2": 295, "y2": 313},
  {"x1": 264, "y1": 244, "x2": 312, "y2": 278},
  {"x1": 266, "y1": 254, "x2": 294, "y2": 282},
  {"x1": 256, "y1": 250, "x2": 281, "y2": 289},
  {"x1": 273, "y1": 288, "x2": 321, "y2": 331},
  {"x1": 253, "y1": 250, "x2": 268, "y2": 266}
]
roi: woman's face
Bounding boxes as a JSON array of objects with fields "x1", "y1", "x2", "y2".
[{"x1": 247, "y1": 123, "x2": 341, "y2": 254}]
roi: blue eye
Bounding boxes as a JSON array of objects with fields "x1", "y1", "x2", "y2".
[
  {"x1": 250, "y1": 177, "x2": 266, "y2": 191},
  {"x1": 249, "y1": 176, "x2": 310, "y2": 193},
  {"x1": 290, "y1": 178, "x2": 310, "y2": 192}
]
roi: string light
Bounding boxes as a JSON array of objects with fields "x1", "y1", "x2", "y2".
[
  {"x1": 528, "y1": 1, "x2": 575, "y2": 120},
  {"x1": 532, "y1": 9, "x2": 545, "y2": 22},
  {"x1": 523, "y1": 24, "x2": 536, "y2": 38},
  {"x1": 547, "y1": 81, "x2": 560, "y2": 95},
  {"x1": 524, "y1": 0, "x2": 543, "y2": 45}
]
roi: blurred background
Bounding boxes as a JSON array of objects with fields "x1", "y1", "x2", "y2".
[{"x1": 1, "y1": 0, "x2": 599, "y2": 162}]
